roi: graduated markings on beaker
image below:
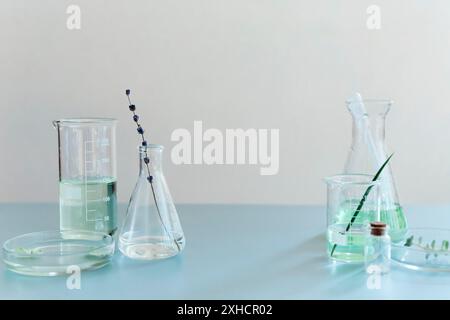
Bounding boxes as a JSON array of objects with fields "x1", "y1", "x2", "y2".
[{"x1": 84, "y1": 139, "x2": 108, "y2": 223}]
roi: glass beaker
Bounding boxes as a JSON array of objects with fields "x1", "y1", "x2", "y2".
[
  {"x1": 53, "y1": 118, "x2": 118, "y2": 236},
  {"x1": 324, "y1": 174, "x2": 381, "y2": 263},
  {"x1": 344, "y1": 99, "x2": 407, "y2": 242},
  {"x1": 119, "y1": 144, "x2": 185, "y2": 260}
]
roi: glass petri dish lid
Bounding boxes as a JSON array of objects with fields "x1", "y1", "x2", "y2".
[
  {"x1": 2, "y1": 230, "x2": 115, "y2": 276},
  {"x1": 391, "y1": 228, "x2": 450, "y2": 272}
]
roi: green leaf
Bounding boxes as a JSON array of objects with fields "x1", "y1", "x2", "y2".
[
  {"x1": 404, "y1": 236, "x2": 414, "y2": 247},
  {"x1": 14, "y1": 247, "x2": 43, "y2": 256}
]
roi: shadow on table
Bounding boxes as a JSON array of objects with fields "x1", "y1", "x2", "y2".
[
  {"x1": 190, "y1": 233, "x2": 331, "y2": 298},
  {"x1": 282, "y1": 233, "x2": 368, "y2": 297}
]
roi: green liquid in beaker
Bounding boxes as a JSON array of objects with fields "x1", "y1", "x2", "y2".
[
  {"x1": 327, "y1": 202, "x2": 407, "y2": 262},
  {"x1": 327, "y1": 224, "x2": 367, "y2": 262},
  {"x1": 59, "y1": 178, "x2": 117, "y2": 235}
]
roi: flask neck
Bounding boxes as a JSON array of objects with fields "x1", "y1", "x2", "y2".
[
  {"x1": 351, "y1": 114, "x2": 386, "y2": 142},
  {"x1": 348, "y1": 99, "x2": 392, "y2": 144},
  {"x1": 139, "y1": 145, "x2": 163, "y2": 175}
]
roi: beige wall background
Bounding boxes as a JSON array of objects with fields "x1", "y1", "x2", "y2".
[{"x1": 1, "y1": 0, "x2": 450, "y2": 205}]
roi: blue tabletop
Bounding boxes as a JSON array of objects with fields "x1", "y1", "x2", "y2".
[{"x1": 1, "y1": 203, "x2": 450, "y2": 299}]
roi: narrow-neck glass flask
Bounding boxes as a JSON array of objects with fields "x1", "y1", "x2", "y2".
[
  {"x1": 344, "y1": 99, "x2": 407, "y2": 243},
  {"x1": 119, "y1": 145, "x2": 185, "y2": 260}
]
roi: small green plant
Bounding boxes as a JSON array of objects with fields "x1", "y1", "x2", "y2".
[
  {"x1": 330, "y1": 154, "x2": 394, "y2": 257},
  {"x1": 14, "y1": 247, "x2": 43, "y2": 256},
  {"x1": 404, "y1": 235, "x2": 450, "y2": 260}
]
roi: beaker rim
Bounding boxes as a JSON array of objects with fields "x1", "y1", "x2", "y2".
[
  {"x1": 345, "y1": 98, "x2": 393, "y2": 106},
  {"x1": 53, "y1": 118, "x2": 117, "y2": 127},
  {"x1": 323, "y1": 174, "x2": 381, "y2": 186}
]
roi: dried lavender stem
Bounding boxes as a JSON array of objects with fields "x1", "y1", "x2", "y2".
[{"x1": 126, "y1": 90, "x2": 181, "y2": 251}]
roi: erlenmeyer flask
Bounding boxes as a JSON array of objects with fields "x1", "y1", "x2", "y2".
[
  {"x1": 119, "y1": 144, "x2": 185, "y2": 260},
  {"x1": 344, "y1": 98, "x2": 408, "y2": 242}
]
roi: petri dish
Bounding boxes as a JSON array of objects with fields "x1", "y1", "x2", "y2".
[
  {"x1": 2, "y1": 230, "x2": 115, "y2": 276},
  {"x1": 391, "y1": 228, "x2": 450, "y2": 272}
]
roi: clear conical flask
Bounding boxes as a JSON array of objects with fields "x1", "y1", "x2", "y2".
[
  {"x1": 119, "y1": 144, "x2": 185, "y2": 260},
  {"x1": 344, "y1": 98, "x2": 408, "y2": 242}
]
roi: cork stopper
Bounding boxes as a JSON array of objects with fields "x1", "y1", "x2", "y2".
[{"x1": 370, "y1": 222, "x2": 387, "y2": 236}]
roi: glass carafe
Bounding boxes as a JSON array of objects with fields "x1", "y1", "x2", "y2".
[
  {"x1": 344, "y1": 99, "x2": 407, "y2": 242},
  {"x1": 119, "y1": 144, "x2": 185, "y2": 260},
  {"x1": 53, "y1": 118, "x2": 118, "y2": 236}
]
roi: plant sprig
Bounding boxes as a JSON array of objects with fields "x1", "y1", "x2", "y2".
[
  {"x1": 125, "y1": 89, "x2": 180, "y2": 251},
  {"x1": 330, "y1": 154, "x2": 394, "y2": 257},
  {"x1": 404, "y1": 235, "x2": 450, "y2": 260},
  {"x1": 126, "y1": 89, "x2": 152, "y2": 183}
]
